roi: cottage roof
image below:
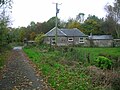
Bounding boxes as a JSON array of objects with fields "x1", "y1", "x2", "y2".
[
  {"x1": 45, "y1": 27, "x2": 87, "y2": 37},
  {"x1": 61, "y1": 28, "x2": 87, "y2": 36},
  {"x1": 45, "y1": 27, "x2": 66, "y2": 36},
  {"x1": 89, "y1": 35, "x2": 113, "y2": 40}
]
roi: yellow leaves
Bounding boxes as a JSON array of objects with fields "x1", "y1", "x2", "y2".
[
  {"x1": 85, "y1": 19, "x2": 97, "y2": 25},
  {"x1": 35, "y1": 33, "x2": 45, "y2": 44},
  {"x1": 67, "y1": 21, "x2": 81, "y2": 29},
  {"x1": 30, "y1": 32, "x2": 36, "y2": 40}
]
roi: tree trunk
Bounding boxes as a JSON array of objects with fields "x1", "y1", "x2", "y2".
[{"x1": 115, "y1": 24, "x2": 120, "y2": 38}]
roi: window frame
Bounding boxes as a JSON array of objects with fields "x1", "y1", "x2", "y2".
[
  {"x1": 68, "y1": 37, "x2": 73, "y2": 41},
  {"x1": 79, "y1": 37, "x2": 84, "y2": 43},
  {"x1": 51, "y1": 38, "x2": 55, "y2": 44}
]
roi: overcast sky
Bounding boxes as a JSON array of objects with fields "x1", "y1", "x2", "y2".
[{"x1": 11, "y1": 0, "x2": 114, "y2": 28}]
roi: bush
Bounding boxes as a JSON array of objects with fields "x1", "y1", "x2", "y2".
[
  {"x1": 95, "y1": 56, "x2": 112, "y2": 69},
  {"x1": 35, "y1": 33, "x2": 45, "y2": 45}
]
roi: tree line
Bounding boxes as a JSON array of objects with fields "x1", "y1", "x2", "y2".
[{"x1": 0, "y1": 0, "x2": 120, "y2": 51}]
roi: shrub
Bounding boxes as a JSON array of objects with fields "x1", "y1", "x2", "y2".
[
  {"x1": 35, "y1": 33, "x2": 45, "y2": 45},
  {"x1": 95, "y1": 56, "x2": 112, "y2": 69}
]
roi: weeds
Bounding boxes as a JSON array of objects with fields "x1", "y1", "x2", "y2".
[
  {"x1": 23, "y1": 45, "x2": 120, "y2": 90},
  {"x1": 0, "y1": 50, "x2": 11, "y2": 69}
]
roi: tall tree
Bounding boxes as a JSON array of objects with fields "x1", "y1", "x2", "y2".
[
  {"x1": 66, "y1": 18, "x2": 80, "y2": 29},
  {"x1": 67, "y1": 21, "x2": 81, "y2": 29},
  {"x1": 30, "y1": 32, "x2": 36, "y2": 40},
  {"x1": 0, "y1": 0, "x2": 12, "y2": 52},
  {"x1": 101, "y1": 16, "x2": 116, "y2": 37},
  {"x1": 76, "y1": 13, "x2": 85, "y2": 23},
  {"x1": 30, "y1": 21, "x2": 36, "y2": 31},
  {"x1": 81, "y1": 15, "x2": 103, "y2": 35},
  {"x1": 19, "y1": 27, "x2": 26, "y2": 42},
  {"x1": 105, "y1": 0, "x2": 120, "y2": 38},
  {"x1": 47, "y1": 17, "x2": 60, "y2": 29}
]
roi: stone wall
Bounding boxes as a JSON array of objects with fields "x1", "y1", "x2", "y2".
[
  {"x1": 44, "y1": 37, "x2": 116, "y2": 47},
  {"x1": 114, "y1": 39, "x2": 120, "y2": 47},
  {"x1": 88, "y1": 39, "x2": 113, "y2": 47},
  {"x1": 44, "y1": 36, "x2": 88, "y2": 46}
]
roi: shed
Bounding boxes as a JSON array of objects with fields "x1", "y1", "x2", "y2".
[{"x1": 89, "y1": 35, "x2": 113, "y2": 47}]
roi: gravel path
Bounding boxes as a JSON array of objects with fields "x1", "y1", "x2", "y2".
[{"x1": 0, "y1": 48, "x2": 52, "y2": 90}]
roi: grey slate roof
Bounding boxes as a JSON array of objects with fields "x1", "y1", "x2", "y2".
[
  {"x1": 45, "y1": 27, "x2": 87, "y2": 37},
  {"x1": 89, "y1": 35, "x2": 113, "y2": 40},
  {"x1": 45, "y1": 27, "x2": 66, "y2": 36},
  {"x1": 61, "y1": 28, "x2": 87, "y2": 36}
]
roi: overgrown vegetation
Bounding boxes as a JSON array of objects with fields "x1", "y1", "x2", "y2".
[
  {"x1": 35, "y1": 33, "x2": 45, "y2": 45},
  {"x1": 0, "y1": 49, "x2": 11, "y2": 70},
  {"x1": 23, "y1": 45, "x2": 120, "y2": 90},
  {"x1": 0, "y1": 0, "x2": 12, "y2": 52}
]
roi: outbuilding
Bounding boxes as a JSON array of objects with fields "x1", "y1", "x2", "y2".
[{"x1": 89, "y1": 35, "x2": 113, "y2": 47}]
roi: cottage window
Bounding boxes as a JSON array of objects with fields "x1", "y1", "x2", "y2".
[
  {"x1": 68, "y1": 38, "x2": 73, "y2": 41},
  {"x1": 52, "y1": 38, "x2": 55, "y2": 44},
  {"x1": 52, "y1": 38, "x2": 55, "y2": 41},
  {"x1": 79, "y1": 37, "x2": 84, "y2": 43}
]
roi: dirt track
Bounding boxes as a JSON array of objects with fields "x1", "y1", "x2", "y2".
[{"x1": 0, "y1": 49, "x2": 51, "y2": 90}]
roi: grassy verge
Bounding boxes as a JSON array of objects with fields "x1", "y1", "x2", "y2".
[
  {"x1": 0, "y1": 45, "x2": 12, "y2": 70},
  {"x1": 23, "y1": 45, "x2": 120, "y2": 90},
  {"x1": 0, "y1": 50, "x2": 11, "y2": 70}
]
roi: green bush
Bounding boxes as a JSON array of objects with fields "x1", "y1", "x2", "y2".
[
  {"x1": 95, "y1": 56, "x2": 112, "y2": 69},
  {"x1": 35, "y1": 33, "x2": 45, "y2": 45}
]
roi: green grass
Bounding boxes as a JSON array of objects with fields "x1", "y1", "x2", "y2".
[
  {"x1": 76, "y1": 47, "x2": 120, "y2": 61},
  {"x1": 23, "y1": 45, "x2": 120, "y2": 90},
  {"x1": 76, "y1": 47, "x2": 120, "y2": 56}
]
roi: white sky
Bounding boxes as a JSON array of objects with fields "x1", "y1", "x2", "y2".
[{"x1": 11, "y1": 0, "x2": 114, "y2": 28}]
